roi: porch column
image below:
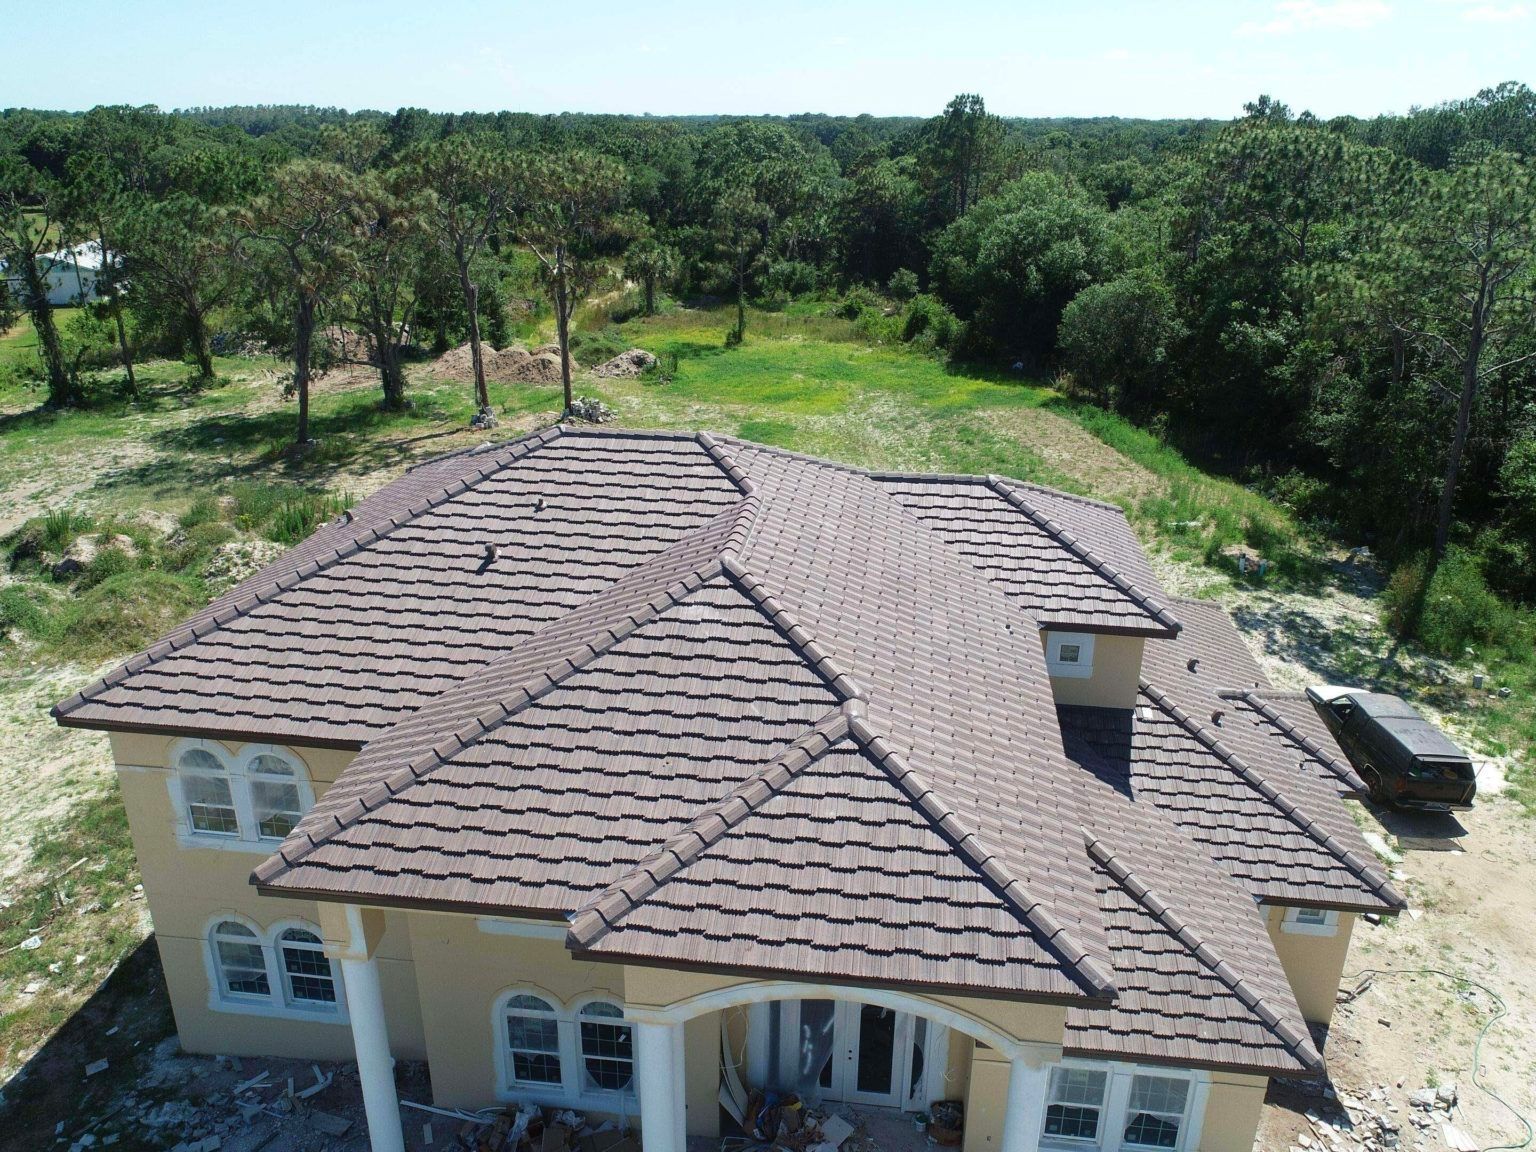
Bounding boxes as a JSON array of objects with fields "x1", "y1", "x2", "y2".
[
  {"x1": 637, "y1": 1020, "x2": 685, "y2": 1152},
  {"x1": 341, "y1": 955, "x2": 405, "y2": 1152},
  {"x1": 999, "y1": 1054, "x2": 1048, "y2": 1152}
]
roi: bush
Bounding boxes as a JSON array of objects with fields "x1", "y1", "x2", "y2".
[
  {"x1": 55, "y1": 571, "x2": 205, "y2": 664},
  {"x1": 762, "y1": 261, "x2": 820, "y2": 306},
  {"x1": 1384, "y1": 548, "x2": 1516, "y2": 657},
  {"x1": 0, "y1": 584, "x2": 53, "y2": 640},
  {"x1": 569, "y1": 325, "x2": 627, "y2": 367},
  {"x1": 833, "y1": 286, "x2": 882, "y2": 321},
  {"x1": 77, "y1": 545, "x2": 137, "y2": 591},
  {"x1": 901, "y1": 294, "x2": 964, "y2": 353},
  {"x1": 887, "y1": 268, "x2": 920, "y2": 301},
  {"x1": 1057, "y1": 271, "x2": 1182, "y2": 414},
  {"x1": 225, "y1": 483, "x2": 351, "y2": 545}
]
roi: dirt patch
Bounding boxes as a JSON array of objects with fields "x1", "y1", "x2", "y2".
[
  {"x1": 431, "y1": 342, "x2": 576, "y2": 384},
  {"x1": 590, "y1": 348, "x2": 658, "y2": 378}
]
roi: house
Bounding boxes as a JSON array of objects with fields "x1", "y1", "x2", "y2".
[
  {"x1": 53, "y1": 428, "x2": 1403, "y2": 1152},
  {"x1": 2, "y1": 240, "x2": 106, "y2": 306}
]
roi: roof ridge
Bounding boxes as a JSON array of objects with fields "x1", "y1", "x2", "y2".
[
  {"x1": 846, "y1": 712, "x2": 1118, "y2": 1001},
  {"x1": 719, "y1": 555, "x2": 866, "y2": 700},
  {"x1": 1139, "y1": 680, "x2": 1404, "y2": 910},
  {"x1": 253, "y1": 512, "x2": 749, "y2": 889},
  {"x1": 987, "y1": 476, "x2": 1182, "y2": 636},
  {"x1": 696, "y1": 431, "x2": 759, "y2": 496},
  {"x1": 565, "y1": 705, "x2": 855, "y2": 950},
  {"x1": 56, "y1": 425, "x2": 568, "y2": 723},
  {"x1": 1082, "y1": 828, "x2": 1323, "y2": 1072},
  {"x1": 870, "y1": 470, "x2": 1125, "y2": 513},
  {"x1": 1227, "y1": 688, "x2": 1367, "y2": 794}
]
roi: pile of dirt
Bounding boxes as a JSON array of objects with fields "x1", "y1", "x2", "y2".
[
  {"x1": 591, "y1": 348, "x2": 658, "y2": 378},
  {"x1": 431, "y1": 343, "x2": 576, "y2": 384}
]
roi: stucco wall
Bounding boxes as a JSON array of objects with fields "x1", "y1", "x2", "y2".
[
  {"x1": 962, "y1": 1044, "x2": 1013, "y2": 1152},
  {"x1": 108, "y1": 732, "x2": 425, "y2": 1060},
  {"x1": 1265, "y1": 906, "x2": 1356, "y2": 1024},
  {"x1": 1198, "y1": 1072, "x2": 1269, "y2": 1151},
  {"x1": 1042, "y1": 633, "x2": 1145, "y2": 709}
]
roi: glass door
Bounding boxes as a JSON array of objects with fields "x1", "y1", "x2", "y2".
[{"x1": 844, "y1": 1004, "x2": 909, "y2": 1108}]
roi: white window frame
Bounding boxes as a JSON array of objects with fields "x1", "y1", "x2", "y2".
[
  {"x1": 492, "y1": 988, "x2": 638, "y2": 1111},
  {"x1": 574, "y1": 996, "x2": 637, "y2": 1098},
  {"x1": 1039, "y1": 1061, "x2": 1208, "y2": 1152},
  {"x1": 1280, "y1": 906, "x2": 1341, "y2": 937},
  {"x1": 1045, "y1": 632, "x2": 1097, "y2": 679},
  {"x1": 202, "y1": 914, "x2": 348, "y2": 1024},
  {"x1": 168, "y1": 741, "x2": 316, "y2": 852}
]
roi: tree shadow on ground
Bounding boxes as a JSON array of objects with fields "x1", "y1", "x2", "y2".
[{"x1": 0, "y1": 936, "x2": 175, "y2": 1149}]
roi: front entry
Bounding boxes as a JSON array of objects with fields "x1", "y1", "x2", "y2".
[{"x1": 752, "y1": 1000, "x2": 949, "y2": 1111}]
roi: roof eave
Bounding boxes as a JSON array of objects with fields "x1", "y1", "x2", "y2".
[
  {"x1": 1059, "y1": 1042, "x2": 1322, "y2": 1080},
  {"x1": 54, "y1": 709, "x2": 369, "y2": 752}
]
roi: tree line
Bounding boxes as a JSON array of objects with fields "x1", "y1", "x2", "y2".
[{"x1": 1, "y1": 87, "x2": 1533, "y2": 613}]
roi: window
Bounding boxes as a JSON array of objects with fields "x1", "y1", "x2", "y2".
[
  {"x1": 579, "y1": 1001, "x2": 635, "y2": 1093},
  {"x1": 1281, "y1": 906, "x2": 1340, "y2": 936},
  {"x1": 205, "y1": 919, "x2": 343, "y2": 1021},
  {"x1": 506, "y1": 995, "x2": 564, "y2": 1086},
  {"x1": 182, "y1": 749, "x2": 239, "y2": 836},
  {"x1": 173, "y1": 745, "x2": 313, "y2": 846},
  {"x1": 249, "y1": 754, "x2": 304, "y2": 839},
  {"x1": 1045, "y1": 632, "x2": 1096, "y2": 679},
  {"x1": 1044, "y1": 1066, "x2": 1108, "y2": 1140},
  {"x1": 279, "y1": 929, "x2": 337, "y2": 1007},
  {"x1": 1123, "y1": 1075, "x2": 1190, "y2": 1149},
  {"x1": 212, "y1": 921, "x2": 270, "y2": 998},
  {"x1": 496, "y1": 992, "x2": 636, "y2": 1105}
]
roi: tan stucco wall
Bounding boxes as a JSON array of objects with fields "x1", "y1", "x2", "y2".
[
  {"x1": 1265, "y1": 906, "x2": 1356, "y2": 1025},
  {"x1": 1043, "y1": 633, "x2": 1145, "y2": 709},
  {"x1": 685, "y1": 1012, "x2": 722, "y2": 1137},
  {"x1": 962, "y1": 1044, "x2": 1013, "y2": 1152},
  {"x1": 1199, "y1": 1072, "x2": 1269, "y2": 1152},
  {"x1": 108, "y1": 733, "x2": 425, "y2": 1060}
]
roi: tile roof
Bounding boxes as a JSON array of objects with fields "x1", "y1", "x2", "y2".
[{"x1": 60, "y1": 427, "x2": 1361, "y2": 1075}]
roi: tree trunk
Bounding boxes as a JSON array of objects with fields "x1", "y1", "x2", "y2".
[
  {"x1": 458, "y1": 259, "x2": 488, "y2": 414},
  {"x1": 1433, "y1": 340, "x2": 1481, "y2": 563},
  {"x1": 644, "y1": 275, "x2": 656, "y2": 317},
  {"x1": 293, "y1": 294, "x2": 315, "y2": 446},
  {"x1": 22, "y1": 259, "x2": 74, "y2": 407},
  {"x1": 111, "y1": 295, "x2": 136, "y2": 396},
  {"x1": 554, "y1": 258, "x2": 573, "y2": 414},
  {"x1": 377, "y1": 329, "x2": 407, "y2": 410},
  {"x1": 734, "y1": 251, "x2": 747, "y2": 344},
  {"x1": 190, "y1": 308, "x2": 215, "y2": 381}
]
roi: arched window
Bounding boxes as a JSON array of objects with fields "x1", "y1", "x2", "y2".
[
  {"x1": 505, "y1": 994, "x2": 563, "y2": 1087},
  {"x1": 211, "y1": 920, "x2": 270, "y2": 998},
  {"x1": 278, "y1": 928, "x2": 337, "y2": 1008},
  {"x1": 206, "y1": 919, "x2": 343, "y2": 1021},
  {"x1": 173, "y1": 744, "x2": 313, "y2": 845},
  {"x1": 249, "y1": 753, "x2": 304, "y2": 839},
  {"x1": 180, "y1": 748, "x2": 238, "y2": 836},
  {"x1": 578, "y1": 1001, "x2": 634, "y2": 1093}
]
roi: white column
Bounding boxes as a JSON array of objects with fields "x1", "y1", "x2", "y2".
[
  {"x1": 672, "y1": 1019, "x2": 688, "y2": 1148},
  {"x1": 340, "y1": 956, "x2": 405, "y2": 1152},
  {"x1": 637, "y1": 1020, "x2": 685, "y2": 1152},
  {"x1": 999, "y1": 1054, "x2": 1048, "y2": 1152}
]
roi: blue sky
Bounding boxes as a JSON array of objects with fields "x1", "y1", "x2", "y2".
[{"x1": 6, "y1": 0, "x2": 1529, "y2": 119}]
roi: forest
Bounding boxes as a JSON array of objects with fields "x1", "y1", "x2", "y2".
[{"x1": 2, "y1": 85, "x2": 1534, "y2": 656}]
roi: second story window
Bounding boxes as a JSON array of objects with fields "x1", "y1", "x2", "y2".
[
  {"x1": 1045, "y1": 632, "x2": 1096, "y2": 679},
  {"x1": 173, "y1": 744, "x2": 314, "y2": 847}
]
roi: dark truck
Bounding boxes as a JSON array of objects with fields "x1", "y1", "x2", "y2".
[{"x1": 1306, "y1": 687, "x2": 1477, "y2": 811}]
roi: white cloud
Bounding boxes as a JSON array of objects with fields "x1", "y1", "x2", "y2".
[
  {"x1": 1237, "y1": 0, "x2": 1393, "y2": 35},
  {"x1": 1458, "y1": 2, "x2": 1528, "y2": 21}
]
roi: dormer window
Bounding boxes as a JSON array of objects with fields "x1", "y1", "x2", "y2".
[
  {"x1": 1045, "y1": 632, "x2": 1096, "y2": 679},
  {"x1": 172, "y1": 744, "x2": 315, "y2": 848}
]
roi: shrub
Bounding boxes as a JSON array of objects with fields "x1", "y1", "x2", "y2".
[
  {"x1": 901, "y1": 294, "x2": 964, "y2": 353},
  {"x1": 887, "y1": 268, "x2": 920, "y2": 302},
  {"x1": 833, "y1": 286, "x2": 882, "y2": 321},
  {"x1": 762, "y1": 261, "x2": 820, "y2": 305},
  {"x1": 1385, "y1": 548, "x2": 1516, "y2": 657},
  {"x1": 1057, "y1": 271, "x2": 1182, "y2": 414},
  {"x1": 0, "y1": 584, "x2": 53, "y2": 640},
  {"x1": 179, "y1": 496, "x2": 222, "y2": 531},
  {"x1": 77, "y1": 545, "x2": 137, "y2": 591},
  {"x1": 39, "y1": 508, "x2": 94, "y2": 554},
  {"x1": 54, "y1": 571, "x2": 205, "y2": 664},
  {"x1": 569, "y1": 325, "x2": 627, "y2": 367}
]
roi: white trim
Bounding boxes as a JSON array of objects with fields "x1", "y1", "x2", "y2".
[
  {"x1": 168, "y1": 740, "x2": 316, "y2": 849},
  {"x1": 1280, "y1": 907, "x2": 1340, "y2": 937},
  {"x1": 491, "y1": 986, "x2": 638, "y2": 1113},
  {"x1": 1044, "y1": 632, "x2": 1096, "y2": 679},
  {"x1": 477, "y1": 917, "x2": 570, "y2": 940},
  {"x1": 1037, "y1": 1060, "x2": 1209, "y2": 1152},
  {"x1": 201, "y1": 913, "x2": 348, "y2": 1025},
  {"x1": 623, "y1": 978, "x2": 1054, "y2": 1063}
]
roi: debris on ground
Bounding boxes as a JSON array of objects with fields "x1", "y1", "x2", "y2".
[
  {"x1": 565, "y1": 396, "x2": 615, "y2": 424},
  {"x1": 431, "y1": 343, "x2": 578, "y2": 384},
  {"x1": 589, "y1": 349, "x2": 657, "y2": 378}
]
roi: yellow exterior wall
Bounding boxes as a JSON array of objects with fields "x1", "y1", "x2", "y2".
[
  {"x1": 1042, "y1": 633, "x2": 1145, "y2": 709},
  {"x1": 1265, "y1": 907, "x2": 1356, "y2": 1025},
  {"x1": 684, "y1": 1012, "x2": 722, "y2": 1137},
  {"x1": 1198, "y1": 1072, "x2": 1269, "y2": 1152},
  {"x1": 962, "y1": 1045, "x2": 1012, "y2": 1152},
  {"x1": 108, "y1": 733, "x2": 425, "y2": 1060},
  {"x1": 408, "y1": 913, "x2": 628, "y2": 1110}
]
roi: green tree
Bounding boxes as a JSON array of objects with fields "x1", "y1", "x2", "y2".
[
  {"x1": 921, "y1": 94, "x2": 1004, "y2": 222},
  {"x1": 622, "y1": 235, "x2": 679, "y2": 316},
  {"x1": 514, "y1": 150, "x2": 628, "y2": 412},
  {"x1": 341, "y1": 171, "x2": 428, "y2": 410},
  {"x1": 711, "y1": 188, "x2": 774, "y2": 346},
  {"x1": 406, "y1": 136, "x2": 516, "y2": 418},
  {"x1": 236, "y1": 161, "x2": 363, "y2": 446},
  {"x1": 1058, "y1": 271, "x2": 1184, "y2": 414},
  {"x1": 0, "y1": 154, "x2": 76, "y2": 405},
  {"x1": 119, "y1": 195, "x2": 235, "y2": 381}
]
